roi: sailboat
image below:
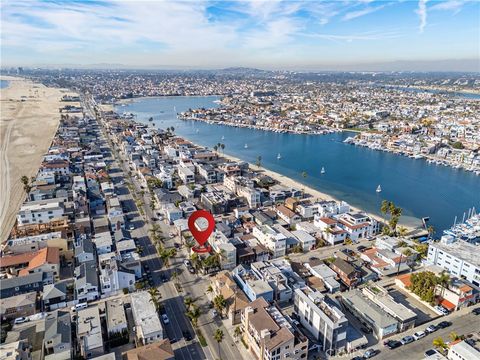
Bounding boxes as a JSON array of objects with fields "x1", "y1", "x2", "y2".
[
  {"x1": 376, "y1": 185, "x2": 382, "y2": 193},
  {"x1": 321, "y1": 166, "x2": 325, "y2": 174},
  {"x1": 277, "y1": 153, "x2": 282, "y2": 160},
  {"x1": 221, "y1": 135, "x2": 225, "y2": 141},
  {"x1": 244, "y1": 144, "x2": 248, "y2": 149},
  {"x1": 196, "y1": 129, "x2": 200, "y2": 133}
]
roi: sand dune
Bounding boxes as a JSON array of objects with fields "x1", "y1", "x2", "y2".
[{"x1": 0, "y1": 76, "x2": 68, "y2": 242}]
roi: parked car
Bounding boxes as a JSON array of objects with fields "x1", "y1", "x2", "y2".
[
  {"x1": 174, "y1": 243, "x2": 181, "y2": 249},
  {"x1": 413, "y1": 331, "x2": 426, "y2": 340},
  {"x1": 309, "y1": 256, "x2": 318, "y2": 261},
  {"x1": 188, "y1": 266, "x2": 196, "y2": 274},
  {"x1": 400, "y1": 335, "x2": 414, "y2": 345},
  {"x1": 433, "y1": 305, "x2": 449, "y2": 316},
  {"x1": 384, "y1": 340, "x2": 402, "y2": 349},
  {"x1": 128, "y1": 223, "x2": 135, "y2": 230},
  {"x1": 363, "y1": 349, "x2": 378, "y2": 358},
  {"x1": 360, "y1": 327, "x2": 373, "y2": 334},
  {"x1": 183, "y1": 259, "x2": 191, "y2": 267},
  {"x1": 437, "y1": 321, "x2": 452, "y2": 329},
  {"x1": 341, "y1": 248, "x2": 355, "y2": 256},
  {"x1": 211, "y1": 309, "x2": 218, "y2": 318},
  {"x1": 357, "y1": 245, "x2": 367, "y2": 252},
  {"x1": 183, "y1": 330, "x2": 193, "y2": 341},
  {"x1": 471, "y1": 308, "x2": 480, "y2": 315},
  {"x1": 425, "y1": 324, "x2": 438, "y2": 334},
  {"x1": 161, "y1": 314, "x2": 170, "y2": 324},
  {"x1": 13, "y1": 317, "x2": 28, "y2": 324},
  {"x1": 424, "y1": 349, "x2": 439, "y2": 357}
]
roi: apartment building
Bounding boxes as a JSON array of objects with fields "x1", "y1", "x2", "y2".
[
  {"x1": 293, "y1": 287, "x2": 348, "y2": 354},
  {"x1": 241, "y1": 297, "x2": 309, "y2": 360},
  {"x1": 16, "y1": 200, "x2": 65, "y2": 226},
  {"x1": 426, "y1": 239, "x2": 480, "y2": 287}
]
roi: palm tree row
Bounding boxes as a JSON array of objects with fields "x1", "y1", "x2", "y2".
[{"x1": 380, "y1": 200, "x2": 403, "y2": 236}]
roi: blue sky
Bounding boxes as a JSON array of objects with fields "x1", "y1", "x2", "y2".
[{"x1": 1, "y1": 0, "x2": 478, "y2": 70}]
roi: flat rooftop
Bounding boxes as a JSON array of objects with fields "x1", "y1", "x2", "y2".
[{"x1": 431, "y1": 240, "x2": 480, "y2": 267}]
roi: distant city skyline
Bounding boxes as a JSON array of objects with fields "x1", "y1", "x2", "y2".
[{"x1": 1, "y1": 0, "x2": 479, "y2": 71}]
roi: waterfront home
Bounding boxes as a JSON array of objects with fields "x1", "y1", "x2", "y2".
[
  {"x1": 0, "y1": 247, "x2": 60, "y2": 279},
  {"x1": 314, "y1": 217, "x2": 347, "y2": 245},
  {"x1": 16, "y1": 199, "x2": 67, "y2": 226},
  {"x1": 337, "y1": 212, "x2": 378, "y2": 242},
  {"x1": 241, "y1": 297, "x2": 309, "y2": 360}
]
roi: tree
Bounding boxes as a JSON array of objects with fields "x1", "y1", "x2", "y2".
[
  {"x1": 380, "y1": 200, "x2": 390, "y2": 225},
  {"x1": 20, "y1": 175, "x2": 32, "y2": 193},
  {"x1": 449, "y1": 332, "x2": 461, "y2": 342},
  {"x1": 213, "y1": 294, "x2": 227, "y2": 317},
  {"x1": 213, "y1": 145, "x2": 218, "y2": 153},
  {"x1": 402, "y1": 248, "x2": 413, "y2": 257},
  {"x1": 186, "y1": 305, "x2": 201, "y2": 327},
  {"x1": 427, "y1": 225, "x2": 435, "y2": 239},
  {"x1": 206, "y1": 284, "x2": 213, "y2": 294},
  {"x1": 301, "y1": 171, "x2": 307, "y2": 197},
  {"x1": 184, "y1": 297, "x2": 194, "y2": 311},
  {"x1": 437, "y1": 271, "x2": 450, "y2": 298},
  {"x1": 160, "y1": 248, "x2": 176, "y2": 268},
  {"x1": 148, "y1": 288, "x2": 161, "y2": 311},
  {"x1": 220, "y1": 143, "x2": 225, "y2": 155},
  {"x1": 256, "y1": 155, "x2": 262, "y2": 169},
  {"x1": 397, "y1": 226, "x2": 408, "y2": 237},
  {"x1": 234, "y1": 326, "x2": 242, "y2": 341},
  {"x1": 214, "y1": 329, "x2": 224, "y2": 360},
  {"x1": 432, "y1": 337, "x2": 448, "y2": 351},
  {"x1": 344, "y1": 237, "x2": 353, "y2": 245}
]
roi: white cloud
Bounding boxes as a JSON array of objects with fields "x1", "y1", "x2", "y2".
[
  {"x1": 416, "y1": 0, "x2": 428, "y2": 33},
  {"x1": 342, "y1": 4, "x2": 387, "y2": 21}
]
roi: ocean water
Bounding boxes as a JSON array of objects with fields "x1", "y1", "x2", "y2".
[
  {"x1": 116, "y1": 96, "x2": 480, "y2": 233},
  {"x1": 0, "y1": 80, "x2": 9, "y2": 89}
]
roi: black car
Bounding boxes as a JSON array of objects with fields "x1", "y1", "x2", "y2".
[
  {"x1": 183, "y1": 330, "x2": 193, "y2": 341},
  {"x1": 341, "y1": 248, "x2": 354, "y2": 256},
  {"x1": 437, "y1": 321, "x2": 452, "y2": 329},
  {"x1": 357, "y1": 245, "x2": 367, "y2": 252},
  {"x1": 360, "y1": 327, "x2": 373, "y2": 334},
  {"x1": 384, "y1": 340, "x2": 402, "y2": 349},
  {"x1": 309, "y1": 256, "x2": 318, "y2": 261},
  {"x1": 471, "y1": 308, "x2": 480, "y2": 315}
]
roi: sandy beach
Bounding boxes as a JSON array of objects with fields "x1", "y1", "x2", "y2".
[{"x1": 0, "y1": 76, "x2": 71, "y2": 242}]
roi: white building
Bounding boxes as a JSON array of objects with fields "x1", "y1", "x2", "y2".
[
  {"x1": 448, "y1": 340, "x2": 480, "y2": 360},
  {"x1": 294, "y1": 287, "x2": 348, "y2": 353},
  {"x1": 16, "y1": 200, "x2": 65, "y2": 226},
  {"x1": 208, "y1": 231, "x2": 237, "y2": 270},
  {"x1": 77, "y1": 306, "x2": 104, "y2": 358},
  {"x1": 292, "y1": 230, "x2": 316, "y2": 251},
  {"x1": 177, "y1": 166, "x2": 195, "y2": 184},
  {"x1": 426, "y1": 239, "x2": 480, "y2": 287},
  {"x1": 130, "y1": 291, "x2": 164, "y2": 345},
  {"x1": 252, "y1": 225, "x2": 287, "y2": 258}
]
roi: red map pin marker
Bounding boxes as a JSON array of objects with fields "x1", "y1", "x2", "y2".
[{"x1": 188, "y1": 210, "x2": 215, "y2": 253}]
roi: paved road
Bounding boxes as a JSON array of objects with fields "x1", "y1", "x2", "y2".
[
  {"x1": 345, "y1": 306, "x2": 480, "y2": 360},
  {"x1": 86, "y1": 97, "x2": 208, "y2": 360}
]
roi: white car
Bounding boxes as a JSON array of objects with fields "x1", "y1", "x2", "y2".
[
  {"x1": 161, "y1": 314, "x2": 170, "y2": 324},
  {"x1": 433, "y1": 305, "x2": 449, "y2": 316},
  {"x1": 211, "y1": 309, "x2": 218, "y2": 318},
  {"x1": 13, "y1": 317, "x2": 28, "y2": 324},
  {"x1": 413, "y1": 331, "x2": 426, "y2": 340}
]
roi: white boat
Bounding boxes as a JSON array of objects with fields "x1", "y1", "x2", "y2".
[
  {"x1": 277, "y1": 153, "x2": 281, "y2": 160},
  {"x1": 244, "y1": 144, "x2": 248, "y2": 149},
  {"x1": 321, "y1": 166, "x2": 325, "y2": 174},
  {"x1": 196, "y1": 129, "x2": 199, "y2": 133},
  {"x1": 376, "y1": 185, "x2": 382, "y2": 193}
]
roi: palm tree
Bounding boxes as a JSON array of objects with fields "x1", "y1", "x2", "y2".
[
  {"x1": 213, "y1": 294, "x2": 227, "y2": 317},
  {"x1": 256, "y1": 155, "x2": 262, "y2": 169},
  {"x1": 437, "y1": 271, "x2": 450, "y2": 298},
  {"x1": 432, "y1": 337, "x2": 447, "y2": 351},
  {"x1": 234, "y1": 326, "x2": 242, "y2": 341},
  {"x1": 213, "y1": 145, "x2": 218, "y2": 153},
  {"x1": 427, "y1": 225, "x2": 435, "y2": 239},
  {"x1": 159, "y1": 247, "x2": 176, "y2": 268},
  {"x1": 214, "y1": 329, "x2": 224, "y2": 360},
  {"x1": 380, "y1": 200, "x2": 390, "y2": 230},
  {"x1": 20, "y1": 175, "x2": 31, "y2": 193},
  {"x1": 397, "y1": 226, "x2": 408, "y2": 237},
  {"x1": 186, "y1": 305, "x2": 201, "y2": 327},
  {"x1": 300, "y1": 171, "x2": 307, "y2": 198},
  {"x1": 184, "y1": 296, "x2": 194, "y2": 311},
  {"x1": 450, "y1": 331, "x2": 462, "y2": 342},
  {"x1": 148, "y1": 288, "x2": 161, "y2": 311},
  {"x1": 220, "y1": 143, "x2": 225, "y2": 155}
]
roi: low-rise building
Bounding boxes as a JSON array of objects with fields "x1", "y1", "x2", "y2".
[
  {"x1": 77, "y1": 306, "x2": 104, "y2": 358},
  {"x1": 131, "y1": 291, "x2": 164, "y2": 345},
  {"x1": 233, "y1": 265, "x2": 274, "y2": 302},
  {"x1": 252, "y1": 225, "x2": 287, "y2": 258},
  {"x1": 0, "y1": 292, "x2": 36, "y2": 321},
  {"x1": 106, "y1": 299, "x2": 128, "y2": 336}
]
